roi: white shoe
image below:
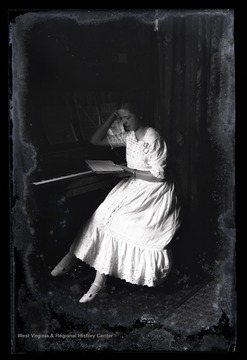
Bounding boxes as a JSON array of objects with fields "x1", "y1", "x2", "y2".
[
  {"x1": 79, "y1": 282, "x2": 105, "y2": 303},
  {"x1": 51, "y1": 252, "x2": 77, "y2": 277}
]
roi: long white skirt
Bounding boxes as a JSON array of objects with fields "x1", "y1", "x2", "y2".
[{"x1": 70, "y1": 176, "x2": 181, "y2": 287}]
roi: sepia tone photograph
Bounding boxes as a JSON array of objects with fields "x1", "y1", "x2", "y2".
[{"x1": 9, "y1": 9, "x2": 236, "y2": 353}]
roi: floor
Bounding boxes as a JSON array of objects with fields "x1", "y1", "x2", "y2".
[{"x1": 13, "y1": 248, "x2": 236, "y2": 353}]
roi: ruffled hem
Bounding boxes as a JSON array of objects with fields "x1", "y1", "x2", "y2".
[{"x1": 70, "y1": 221, "x2": 171, "y2": 287}]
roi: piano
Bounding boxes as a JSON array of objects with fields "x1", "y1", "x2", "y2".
[
  {"x1": 27, "y1": 91, "x2": 127, "y2": 261},
  {"x1": 24, "y1": 14, "x2": 156, "y2": 198},
  {"x1": 29, "y1": 87, "x2": 127, "y2": 197}
]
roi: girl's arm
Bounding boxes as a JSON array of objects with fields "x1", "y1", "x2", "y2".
[
  {"x1": 119, "y1": 165, "x2": 164, "y2": 183},
  {"x1": 90, "y1": 112, "x2": 119, "y2": 146}
]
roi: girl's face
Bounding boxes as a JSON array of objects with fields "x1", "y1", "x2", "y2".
[{"x1": 118, "y1": 108, "x2": 140, "y2": 132}]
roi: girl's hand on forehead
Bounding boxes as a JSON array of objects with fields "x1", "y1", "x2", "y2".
[{"x1": 117, "y1": 109, "x2": 125, "y2": 118}]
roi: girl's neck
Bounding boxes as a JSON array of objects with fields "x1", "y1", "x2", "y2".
[{"x1": 135, "y1": 125, "x2": 148, "y2": 141}]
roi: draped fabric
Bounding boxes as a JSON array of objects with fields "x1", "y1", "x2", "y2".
[{"x1": 155, "y1": 11, "x2": 235, "y2": 216}]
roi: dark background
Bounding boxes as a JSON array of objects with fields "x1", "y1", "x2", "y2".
[
  {"x1": 9, "y1": 9, "x2": 236, "y2": 352},
  {"x1": 12, "y1": 10, "x2": 234, "y2": 264}
]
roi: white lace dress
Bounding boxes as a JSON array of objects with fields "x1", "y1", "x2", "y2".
[{"x1": 70, "y1": 128, "x2": 181, "y2": 287}]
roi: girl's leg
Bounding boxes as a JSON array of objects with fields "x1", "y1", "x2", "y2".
[
  {"x1": 51, "y1": 251, "x2": 78, "y2": 276},
  {"x1": 79, "y1": 271, "x2": 106, "y2": 303}
]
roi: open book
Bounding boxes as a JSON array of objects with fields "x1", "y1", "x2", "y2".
[{"x1": 85, "y1": 160, "x2": 124, "y2": 174}]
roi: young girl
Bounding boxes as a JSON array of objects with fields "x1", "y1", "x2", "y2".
[{"x1": 51, "y1": 98, "x2": 181, "y2": 303}]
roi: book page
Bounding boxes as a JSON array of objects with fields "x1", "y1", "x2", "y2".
[{"x1": 85, "y1": 160, "x2": 124, "y2": 173}]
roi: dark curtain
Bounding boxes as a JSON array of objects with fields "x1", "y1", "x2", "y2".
[
  {"x1": 154, "y1": 11, "x2": 235, "y2": 276},
  {"x1": 156, "y1": 11, "x2": 234, "y2": 223}
]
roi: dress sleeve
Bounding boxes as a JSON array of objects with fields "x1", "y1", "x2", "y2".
[
  {"x1": 148, "y1": 137, "x2": 167, "y2": 179},
  {"x1": 107, "y1": 132, "x2": 127, "y2": 149}
]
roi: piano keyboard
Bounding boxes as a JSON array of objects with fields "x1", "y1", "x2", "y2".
[{"x1": 32, "y1": 170, "x2": 93, "y2": 185}]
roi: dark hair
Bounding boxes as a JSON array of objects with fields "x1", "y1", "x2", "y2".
[{"x1": 118, "y1": 95, "x2": 143, "y2": 119}]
